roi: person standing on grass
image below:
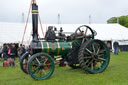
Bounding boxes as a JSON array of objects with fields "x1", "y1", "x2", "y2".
[
  {"x1": 22, "y1": 45, "x2": 26, "y2": 53},
  {"x1": 2, "y1": 44, "x2": 8, "y2": 60},
  {"x1": 7, "y1": 45, "x2": 16, "y2": 67},
  {"x1": 18, "y1": 44, "x2": 25, "y2": 62},
  {"x1": 113, "y1": 41, "x2": 119, "y2": 55},
  {"x1": 0, "y1": 46, "x2": 2, "y2": 61},
  {"x1": 10, "y1": 45, "x2": 17, "y2": 61}
]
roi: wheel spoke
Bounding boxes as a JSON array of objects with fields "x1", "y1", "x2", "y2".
[
  {"x1": 84, "y1": 52, "x2": 90, "y2": 56},
  {"x1": 42, "y1": 69, "x2": 47, "y2": 75},
  {"x1": 78, "y1": 28, "x2": 82, "y2": 34},
  {"x1": 87, "y1": 59, "x2": 93, "y2": 67},
  {"x1": 83, "y1": 56, "x2": 91, "y2": 59},
  {"x1": 85, "y1": 28, "x2": 88, "y2": 35},
  {"x1": 44, "y1": 58, "x2": 48, "y2": 64},
  {"x1": 99, "y1": 50, "x2": 105, "y2": 53},
  {"x1": 36, "y1": 58, "x2": 41, "y2": 64},
  {"x1": 98, "y1": 54, "x2": 104, "y2": 57},
  {"x1": 32, "y1": 68, "x2": 39, "y2": 74},
  {"x1": 98, "y1": 57, "x2": 106, "y2": 61},
  {"x1": 92, "y1": 43, "x2": 95, "y2": 53},
  {"x1": 85, "y1": 59, "x2": 90, "y2": 65},
  {"x1": 93, "y1": 60, "x2": 98, "y2": 69},
  {"x1": 96, "y1": 47, "x2": 100, "y2": 54},
  {"x1": 40, "y1": 56, "x2": 46, "y2": 62},
  {"x1": 85, "y1": 48, "x2": 92, "y2": 54}
]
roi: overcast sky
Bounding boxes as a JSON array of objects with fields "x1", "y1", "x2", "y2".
[{"x1": 0, "y1": 0, "x2": 128, "y2": 24}]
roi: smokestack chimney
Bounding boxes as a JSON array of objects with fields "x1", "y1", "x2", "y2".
[{"x1": 32, "y1": 1, "x2": 38, "y2": 41}]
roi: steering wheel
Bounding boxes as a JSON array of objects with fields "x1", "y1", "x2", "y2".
[{"x1": 74, "y1": 25, "x2": 96, "y2": 39}]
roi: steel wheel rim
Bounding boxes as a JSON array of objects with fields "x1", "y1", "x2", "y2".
[
  {"x1": 28, "y1": 53, "x2": 54, "y2": 80},
  {"x1": 20, "y1": 52, "x2": 29, "y2": 74},
  {"x1": 83, "y1": 40, "x2": 109, "y2": 73},
  {"x1": 74, "y1": 25, "x2": 95, "y2": 39}
]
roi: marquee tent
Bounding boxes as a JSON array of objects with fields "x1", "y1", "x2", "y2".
[{"x1": 0, "y1": 22, "x2": 128, "y2": 51}]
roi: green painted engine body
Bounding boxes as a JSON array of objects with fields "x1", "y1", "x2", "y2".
[
  {"x1": 31, "y1": 40, "x2": 79, "y2": 56},
  {"x1": 40, "y1": 41, "x2": 72, "y2": 55}
]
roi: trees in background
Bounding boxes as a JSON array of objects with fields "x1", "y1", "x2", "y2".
[{"x1": 107, "y1": 16, "x2": 128, "y2": 28}]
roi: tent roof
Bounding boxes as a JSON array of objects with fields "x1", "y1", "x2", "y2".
[
  {"x1": 88, "y1": 24, "x2": 128, "y2": 40},
  {"x1": 0, "y1": 22, "x2": 128, "y2": 44}
]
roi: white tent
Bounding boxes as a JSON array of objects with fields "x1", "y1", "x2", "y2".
[
  {"x1": 0, "y1": 22, "x2": 128, "y2": 47},
  {"x1": 53, "y1": 24, "x2": 128, "y2": 41}
]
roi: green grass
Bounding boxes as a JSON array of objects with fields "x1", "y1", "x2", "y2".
[{"x1": 0, "y1": 52, "x2": 128, "y2": 85}]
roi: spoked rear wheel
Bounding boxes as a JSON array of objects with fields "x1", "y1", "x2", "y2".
[
  {"x1": 27, "y1": 52, "x2": 54, "y2": 80},
  {"x1": 78, "y1": 39, "x2": 110, "y2": 73}
]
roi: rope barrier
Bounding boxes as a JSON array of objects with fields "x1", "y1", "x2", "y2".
[
  {"x1": 21, "y1": 0, "x2": 33, "y2": 45},
  {"x1": 27, "y1": 29, "x2": 32, "y2": 45},
  {"x1": 39, "y1": 15, "x2": 45, "y2": 37}
]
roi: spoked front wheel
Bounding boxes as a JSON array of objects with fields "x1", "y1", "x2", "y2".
[
  {"x1": 27, "y1": 52, "x2": 54, "y2": 80},
  {"x1": 78, "y1": 39, "x2": 110, "y2": 73}
]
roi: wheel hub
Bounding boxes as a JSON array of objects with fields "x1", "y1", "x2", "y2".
[
  {"x1": 92, "y1": 53, "x2": 98, "y2": 60},
  {"x1": 39, "y1": 64, "x2": 44, "y2": 69}
]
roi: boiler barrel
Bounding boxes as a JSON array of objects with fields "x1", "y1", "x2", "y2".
[{"x1": 40, "y1": 41, "x2": 72, "y2": 55}]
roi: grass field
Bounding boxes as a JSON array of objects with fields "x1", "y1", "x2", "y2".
[{"x1": 0, "y1": 52, "x2": 128, "y2": 85}]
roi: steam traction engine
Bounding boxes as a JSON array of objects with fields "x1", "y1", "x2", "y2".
[{"x1": 20, "y1": 1, "x2": 110, "y2": 80}]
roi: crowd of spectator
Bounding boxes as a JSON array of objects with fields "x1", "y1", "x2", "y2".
[{"x1": 0, "y1": 44, "x2": 27, "y2": 63}]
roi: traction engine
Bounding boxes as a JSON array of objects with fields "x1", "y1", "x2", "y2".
[{"x1": 20, "y1": 1, "x2": 110, "y2": 80}]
